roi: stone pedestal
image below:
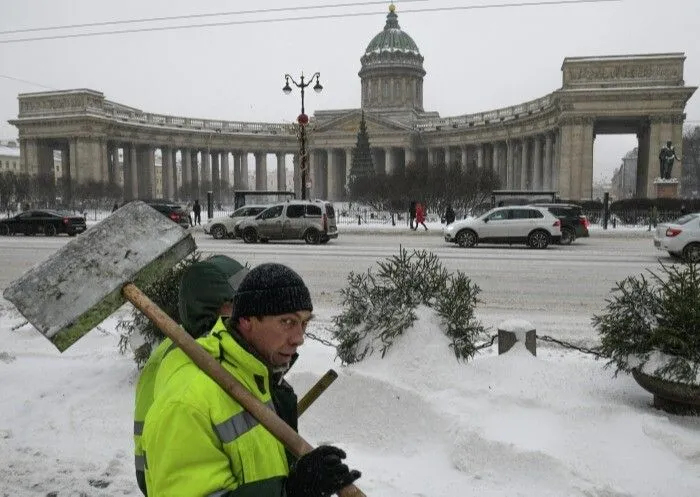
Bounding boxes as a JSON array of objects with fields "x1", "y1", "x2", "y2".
[
  {"x1": 498, "y1": 319, "x2": 536, "y2": 356},
  {"x1": 654, "y1": 178, "x2": 679, "y2": 199}
]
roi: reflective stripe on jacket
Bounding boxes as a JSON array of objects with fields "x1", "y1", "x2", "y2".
[{"x1": 142, "y1": 321, "x2": 295, "y2": 497}]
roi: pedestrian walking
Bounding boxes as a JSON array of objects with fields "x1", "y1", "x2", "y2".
[
  {"x1": 415, "y1": 202, "x2": 428, "y2": 231},
  {"x1": 192, "y1": 199, "x2": 201, "y2": 226}
]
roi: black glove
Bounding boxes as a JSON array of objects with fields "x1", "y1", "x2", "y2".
[{"x1": 286, "y1": 445, "x2": 361, "y2": 497}]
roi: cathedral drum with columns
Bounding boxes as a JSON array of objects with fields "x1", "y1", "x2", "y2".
[{"x1": 9, "y1": 3, "x2": 697, "y2": 203}]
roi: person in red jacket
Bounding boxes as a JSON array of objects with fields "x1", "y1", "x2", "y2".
[{"x1": 414, "y1": 202, "x2": 428, "y2": 231}]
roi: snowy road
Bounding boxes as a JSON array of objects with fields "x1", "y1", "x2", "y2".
[{"x1": 0, "y1": 229, "x2": 659, "y2": 342}]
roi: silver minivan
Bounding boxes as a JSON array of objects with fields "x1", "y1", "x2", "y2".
[{"x1": 236, "y1": 200, "x2": 338, "y2": 244}]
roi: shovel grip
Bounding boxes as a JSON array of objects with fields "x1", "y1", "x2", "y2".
[
  {"x1": 298, "y1": 369, "x2": 338, "y2": 416},
  {"x1": 122, "y1": 283, "x2": 365, "y2": 497}
]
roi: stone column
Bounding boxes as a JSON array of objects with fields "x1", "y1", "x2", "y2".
[
  {"x1": 385, "y1": 147, "x2": 395, "y2": 175},
  {"x1": 121, "y1": 145, "x2": 131, "y2": 200},
  {"x1": 532, "y1": 136, "x2": 542, "y2": 190},
  {"x1": 327, "y1": 149, "x2": 339, "y2": 201},
  {"x1": 461, "y1": 146, "x2": 469, "y2": 170},
  {"x1": 476, "y1": 144, "x2": 484, "y2": 169},
  {"x1": 20, "y1": 138, "x2": 39, "y2": 176},
  {"x1": 521, "y1": 138, "x2": 530, "y2": 189},
  {"x1": 543, "y1": 134, "x2": 553, "y2": 190},
  {"x1": 506, "y1": 140, "x2": 515, "y2": 189},
  {"x1": 221, "y1": 152, "x2": 230, "y2": 190},
  {"x1": 181, "y1": 148, "x2": 192, "y2": 194},
  {"x1": 211, "y1": 152, "x2": 221, "y2": 201},
  {"x1": 200, "y1": 151, "x2": 211, "y2": 190},
  {"x1": 405, "y1": 147, "x2": 415, "y2": 166},
  {"x1": 190, "y1": 150, "x2": 200, "y2": 199},
  {"x1": 254, "y1": 152, "x2": 267, "y2": 191},
  {"x1": 232, "y1": 152, "x2": 241, "y2": 189},
  {"x1": 308, "y1": 149, "x2": 317, "y2": 198},
  {"x1": 240, "y1": 152, "x2": 249, "y2": 190},
  {"x1": 557, "y1": 118, "x2": 594, "y2": 200},
  {"x1": 162, "y1": 146, "x2": 173, "y2": 200},
  {"x1": 293, "y1": 153, "x2": 302, "y2": 198},
  {"x1": 491, "y1": 143, "x2": 499, "y2": 174},
  {"x1": 276, "y1": 152, "x2": 286, "y2": 191},
  {"x1": 108, "y1": 144, "x2": 120, "y2": 186},
  {"x1": 444, "y1": 146, "x2": 452, "y2": 166},
  {"x1": 129, "y1": 145, "x2": 139, "y2": 200}
]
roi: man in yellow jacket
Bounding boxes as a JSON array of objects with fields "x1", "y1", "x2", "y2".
[
  {"x1": 142, "y1": 263, "x2": 361, "y2": 497},
  {"x1": 133, "y1": 255, "x2": 248, "y2": 495}
]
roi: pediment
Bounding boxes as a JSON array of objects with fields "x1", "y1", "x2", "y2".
[{"x1": 314, "y1": 109, "x2": 412, "y2": 134}]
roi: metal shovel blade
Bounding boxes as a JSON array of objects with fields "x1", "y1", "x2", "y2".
[{"x1": 3, "y1": 201, "x2": 196, "y2": 352}]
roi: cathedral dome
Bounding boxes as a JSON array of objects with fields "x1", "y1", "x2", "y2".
[{"x1": 364, "y1": 4, "x2": 421, "y2": 56}]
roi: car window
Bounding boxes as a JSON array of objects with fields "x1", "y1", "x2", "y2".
[
  {"x1": 260, "y1": 205, "x2": 283, "y2": 220},
  {"x1": 305, "y1": 205, "x2": 322, "y2": 217},
  {"x1": 286, "y1": 205, "x2": 305, "y2": 218},
  {"x1": 511, "y1": 209, "x2": 530, "y2": 219},
  {"x1": 529, "y1": 209, "x2": 544, "y2": 219},
  {"x1": 487, "y1": 210, "x2": 509, "y2": 221},
  {"x1": 325, "y1": 204, "x2": 336, "y2": 218},
  {"x1": 677, "y1": 214, "x2": 699, "y2": 225},
  {"x1": 18, "y1": 212, "x2": 34, "y2": 219},
  {"x1": 230, "y1": 207, "x2": 248, "y2": 217},
  {"x1": 250, "y1": 207, "x2": 266, "y2": 216}
]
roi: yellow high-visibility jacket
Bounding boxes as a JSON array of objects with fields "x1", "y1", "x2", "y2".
[{"x1": 141, "y1": 322, "x2": 297, "y2": 497}]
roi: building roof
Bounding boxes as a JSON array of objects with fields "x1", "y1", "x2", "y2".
[
  {"x1": 0, "y1": 145, "x2": 20, "y2": 157},
  {"x1": 364, "y1": 4, "x2": 420, "y2": 56}
]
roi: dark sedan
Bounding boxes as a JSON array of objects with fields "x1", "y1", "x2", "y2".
[{"x1": 0, "y1": 209, "x2": 87, "y2": 237}]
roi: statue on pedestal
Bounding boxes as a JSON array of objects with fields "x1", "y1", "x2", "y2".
[{"x1": 658, "y1": 141, "x2": 681, "y2": 180}]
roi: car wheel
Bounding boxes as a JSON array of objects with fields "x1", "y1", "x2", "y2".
[
  {"x1": 0, "y1": 224, "x2": 8, "y2": 236},
  {"x1": 528, "y1": 230, "x2": 550, "y2": 249},
  {"x1": 305, "y1": 229, "x2": 321, "y2": 245},
  {"x1": 45, "y1": 224, "x2": 57, "y2": 236},
  {"x1": 210, "y1": 225, "x2": 226, "y2": 240},
  {"x1": 242, "y1": 228, "x2": 258, "y2": 244},
  {"x1": 559, "y1": 228, "x2": 575, "y2": 245},
  {"x1": 682, "y1": 243, "x2": 700, "y2": 263},
  {"x1": 456, "y1": 230, "x2": 477, "y2": 248}
]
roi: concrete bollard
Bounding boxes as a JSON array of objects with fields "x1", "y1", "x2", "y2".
[{"x1": 498, "y1": 319, "x2": 536, "y2": 356}]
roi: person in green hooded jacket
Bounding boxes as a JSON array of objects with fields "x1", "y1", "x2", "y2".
[
  {"x1": 141, "y1": 263, "x2": 361, "y2": 497},
  {"x1": 133, "y1": 255, "x2": 248, "y2": 496}
]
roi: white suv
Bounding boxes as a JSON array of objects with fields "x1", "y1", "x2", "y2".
[
  {"x1": 444, "y1": 206, "x2": 561, "y2": 249},
  {"x1": 204, "y1": 205, "x2": 267, "y2": 239}
]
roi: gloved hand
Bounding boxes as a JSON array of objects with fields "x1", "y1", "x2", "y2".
[{"x1": 286, "y1": 445, "x2": 361, "y2": 497}]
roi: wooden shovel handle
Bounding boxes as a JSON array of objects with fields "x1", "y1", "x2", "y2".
[
  {"x1": 122, "y1": 283, "x2": 365, "y2": 497},
  {"x1": 298, "y1": 369, "x2": 338, "y2": 416}
]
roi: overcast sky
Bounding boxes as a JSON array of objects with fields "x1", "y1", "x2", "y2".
[{"x1": 1, "y1": 0, "x2": 699, "y2": 181}]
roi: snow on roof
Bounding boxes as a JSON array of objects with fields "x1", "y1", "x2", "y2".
[{"x1": 0, "y1": 145, "x2": 20, "y2": 157}]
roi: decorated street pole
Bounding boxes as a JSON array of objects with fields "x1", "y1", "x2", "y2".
[{"x1": 283, "y1": 72, "x2": 323, "y2": 200}]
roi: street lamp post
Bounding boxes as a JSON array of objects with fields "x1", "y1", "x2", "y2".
[{"x1": 283, "y1": 72, "x2": 323, "y2": 200}]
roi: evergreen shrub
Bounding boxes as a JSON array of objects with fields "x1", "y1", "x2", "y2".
[
  {"x1": 332, "y1": 247, "x2": 487, "y2": 364},
  {"x1": 593, "y1": 262, "x2": 700, "y2": 385},
  {"x1": 117, "y1": 252, "x2": 202, "y2": 367}
]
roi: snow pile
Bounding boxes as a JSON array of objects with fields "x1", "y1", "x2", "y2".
[{"x1": 1, "y1": 304, "x2": 699, "y2": 496}]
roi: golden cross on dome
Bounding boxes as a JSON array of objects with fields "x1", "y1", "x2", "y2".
[{"x1": 389, "y1": 3, "x2": 396, "y2": 13}]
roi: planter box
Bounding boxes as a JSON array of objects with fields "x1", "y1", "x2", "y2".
[{"x1": 632, "y1": 368, "x2": 700, "y2": 415}]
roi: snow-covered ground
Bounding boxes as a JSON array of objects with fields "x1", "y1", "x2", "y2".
[{"x1": 1, "y1": 292, "x2": 699, "y2": 496}]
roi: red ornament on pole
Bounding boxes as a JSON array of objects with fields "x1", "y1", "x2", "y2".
[{"x1": 297, "y1": 113, "x2": 309, "y2": 126}]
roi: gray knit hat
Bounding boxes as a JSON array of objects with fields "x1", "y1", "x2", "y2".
[{"x1": 232, "y1": 263, "x2": 312, "y2": 320}]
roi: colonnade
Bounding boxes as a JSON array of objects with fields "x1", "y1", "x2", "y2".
[{"x1": 20, "y1": 137, "x2": 300, "y2": 203}]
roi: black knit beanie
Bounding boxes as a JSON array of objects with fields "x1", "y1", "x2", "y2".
[{"x1": 232, "y1": 263, "x2": 312, "y2": 321}]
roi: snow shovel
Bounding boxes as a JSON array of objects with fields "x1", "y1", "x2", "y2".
[{"x1": 3, "y1": 201, "x2": 365, "y2": 497}]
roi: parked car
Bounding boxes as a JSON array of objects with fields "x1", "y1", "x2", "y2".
[
  {"x1": 530, "y1": 203, "x2": 590, "y2": 245},
  {"x1": 235, "y1": 200, "x2": 338, "y2": 244},
  {"x1": 204, "y1": 205, "x2": 267, "y2": 239},
  {"x1": 0, "y1": 209, "x2": 87, "y2": 237},
  {"x1": 142, "y1": 200, "x2": 190, "y2": 229},
  {"x1": 653, "y1": 212, "x2": 700, "y2": 262},
  {"x1": 444, "y1": 206, "x2": 561, "y2": 249}
]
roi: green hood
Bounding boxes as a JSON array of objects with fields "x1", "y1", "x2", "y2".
[{"x1": 178, "y1": 255, "x2": 248, "y2": 338}]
